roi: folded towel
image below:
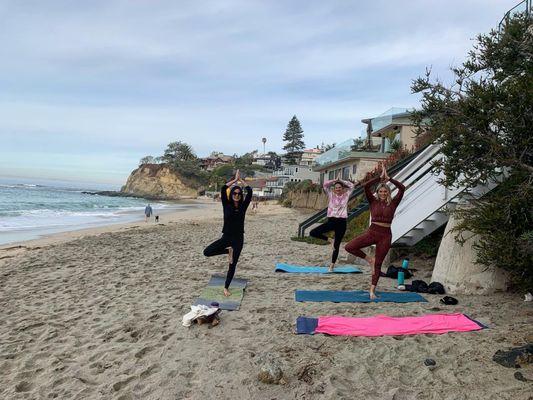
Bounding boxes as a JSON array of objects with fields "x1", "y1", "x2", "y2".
[{"x1": 182, "y1": 305, "x2": 219, "y2": 327}]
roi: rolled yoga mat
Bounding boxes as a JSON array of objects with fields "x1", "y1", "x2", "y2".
[
  {"x1": 296, "y1": 314, "x2": 487, "y2": 336},
  {"x1": 295, "y1": 290, "x2": 428, "y2": 303},
  {"x1": 193, "y1": 275, "x2": 248, "y2": 311},
  {"x1": 275, "y1": 263, "x2": 361, "y2": 274}
]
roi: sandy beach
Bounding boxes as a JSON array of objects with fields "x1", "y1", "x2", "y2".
[{"x1": 1, "y1": 203, "x2": 532, "y2": 400}]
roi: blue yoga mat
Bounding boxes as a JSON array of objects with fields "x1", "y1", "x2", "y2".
[
  {"x1": 275, "y1": 263, "x2": 361, "y2": 274},
  {"x1": 296, "y1": 317, "x2": 319, "y2": 334},
  {"x1": 295, "y1": 290, "x2": 428, "y2": 303}
]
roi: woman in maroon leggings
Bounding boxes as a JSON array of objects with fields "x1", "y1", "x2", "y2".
[{"x1": 345, "y1": 163, "x2": 405, "y2": 300}]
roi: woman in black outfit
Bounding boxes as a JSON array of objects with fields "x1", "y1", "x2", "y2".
[{"x1": 203, "y1": 170, "x2": 252, "y2": 296}]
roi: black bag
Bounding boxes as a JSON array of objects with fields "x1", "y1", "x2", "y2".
[
  {"x1": 428, "y1": 282, "x2": 445, "y2": 295},
  {"x1": 440, "y1": 296, "x2": 458, "y2": 305},
  {"x1": 406, "y1": 280, "x2": 428, "y2": 293},
  {"x1": 383, "y1": 265, "x2": 413, "y2": 279}
]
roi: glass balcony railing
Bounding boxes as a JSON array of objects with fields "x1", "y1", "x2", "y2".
[{"x1": 499, "y1": 0, "x2": 532, "y2": 30}]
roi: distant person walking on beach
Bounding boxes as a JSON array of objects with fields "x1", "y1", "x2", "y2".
[
  {"x1": 251, "y1": 196, "x2": 259, "y2": 212},
  {"x1": 345, "y1": 163, "x2": 405, "y2": 300},
  {"x1": 203, "y1": 170, "x2": 253, "y2": 297},
  {"x1": 144, "y1": 204, "x2": 153, "y2": 222},
  {"x1": 310, "y1": 174, "x2": 358, "y2": 272}
]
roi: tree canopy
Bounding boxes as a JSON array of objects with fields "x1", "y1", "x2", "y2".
[{"x1": 411, "y1": 12, "x2": 532, "y2": 288}]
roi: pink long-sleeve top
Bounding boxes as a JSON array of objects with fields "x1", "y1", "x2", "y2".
[
  {"x1": 364, "y1": 177, "x2": 405, "y2": 224},
  {"x1": 323, "y1": 179, "x2": 355, "y2": 218}
]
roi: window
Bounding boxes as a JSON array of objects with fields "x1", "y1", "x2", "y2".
[
  {"x1": 328, "y1": 171, "x2": 334, "y2": 180},
  {"x1": 342, "y1": 167, "x2": 350, "y2": 180},
  {"x1": 352, "y1": 165, "x2": 357, "y2": 175}
]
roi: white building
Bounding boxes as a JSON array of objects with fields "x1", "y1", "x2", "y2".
[
  {"x1": 266, "y1": 164, "x2": 320, "y2": 195},
  {"x1": 300, "y1": 148, "x2": 323, "y2": 166}
]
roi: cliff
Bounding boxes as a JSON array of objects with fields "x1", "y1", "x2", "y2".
[{"x1": 120, "y1": 164, "x2": 198, "y2": 200}]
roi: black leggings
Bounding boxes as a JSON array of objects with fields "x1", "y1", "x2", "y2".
[
  {"x1": 203, "y1": 234, "x2": 244, "y2": 289},
  {"x1": 309, "y1": 217, "x2": 347, "y2": 264}
]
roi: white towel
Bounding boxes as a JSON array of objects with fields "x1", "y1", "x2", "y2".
[{"x1": 182, "y1": 305, "x2": 219, "y2": 327}]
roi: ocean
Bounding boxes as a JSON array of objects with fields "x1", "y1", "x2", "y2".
[{"x1": 0, "y1": 177, "x2": 194, "y2": 246}]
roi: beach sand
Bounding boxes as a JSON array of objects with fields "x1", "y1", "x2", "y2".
[{"x1": 1, "y1": 203, "x2": 532, "y2": 400}]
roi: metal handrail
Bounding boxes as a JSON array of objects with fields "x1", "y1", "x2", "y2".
[{"x1": 297, "y1": 145, "x2": 428, "y2": 237}]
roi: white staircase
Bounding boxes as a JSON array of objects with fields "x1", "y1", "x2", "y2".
[{"x1": 389, "y1": 144, "x2": 499, "y2": 247}]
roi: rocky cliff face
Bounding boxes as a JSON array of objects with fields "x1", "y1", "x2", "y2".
[{"x1": 121, "y1": 164, "x2": 198, "y2": 200}]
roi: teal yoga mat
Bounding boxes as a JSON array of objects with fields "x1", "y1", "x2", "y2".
[
  {"x1": 275, "y1": 263, "x2": 361, "y2": 274},
  {"x1": 295, "y1": 290, "x2": 428, "y2": 303}
]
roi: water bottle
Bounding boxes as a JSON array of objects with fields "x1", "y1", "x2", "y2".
[
  {"x1": 398, "y1": 258, "x2": 408, "y2": 290},
  {"x1": 397, "y1": 270, "x2": 405, "y2": 286}
]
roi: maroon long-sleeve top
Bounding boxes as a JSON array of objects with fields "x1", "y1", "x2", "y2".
[{"x1": 364, "y1": 177, "x2": 405, "y2": 224}]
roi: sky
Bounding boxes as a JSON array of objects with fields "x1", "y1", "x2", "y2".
[{"x1": 0, "y1": 0, "x2": 513, "y2": 185}]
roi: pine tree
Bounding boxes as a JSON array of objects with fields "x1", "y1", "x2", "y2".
[{"x1": 282, "y1": 116, "x2": 305, "y2": 164}]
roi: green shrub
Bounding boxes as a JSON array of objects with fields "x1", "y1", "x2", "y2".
[{"x1": 345, "y1": 210, "x2": 370, "y2": 241}]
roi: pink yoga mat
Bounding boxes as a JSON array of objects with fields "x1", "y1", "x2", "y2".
[{"x1": 315, "y1": 313, "x2": 485, "y2": 337}]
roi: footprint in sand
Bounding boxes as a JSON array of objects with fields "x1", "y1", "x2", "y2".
[
  {"x1": 140, "y1": 364, "x2": 161, "y2": 379},
  {"x1": 134, "y1": 346, "x2": 154, "y2": 359},
  {"x1": 113, "y1": 376, "x2": 135, "y2": 392},
  {"x1": 14, "y1": 381, "x2": 33, "y2": 393}
]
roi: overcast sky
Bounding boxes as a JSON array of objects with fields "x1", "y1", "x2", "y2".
[{"x1": 0, "y1": 0, "x2": 512, "y2": 185}]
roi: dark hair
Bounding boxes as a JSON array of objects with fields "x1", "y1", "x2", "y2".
[
  {"x1": 229, "y1": 185, "x2": 244, "y2": 206},
  {"x1": 334, "y1": 180, "x2": 349, "y2": 189}
]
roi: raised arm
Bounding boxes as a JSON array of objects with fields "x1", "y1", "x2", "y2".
[
  {"x1": 323, "y1": 179, "x2": 336, "y2": 191},
  {"x1": 220, "y1": 184, "x2": 229, "y2": 205},
  {"x1": 225, "y1": 169, "x2": 241, "y2": 187},
  {"x1": 389, "y1": 178, "x2": 405, "y2": 205},
  {"x1": 363, "y1": 177, "x2": 380, "y2": 203},
  {"x1": 242, "y1": 186, "x2": 253, "y2": 210},
  {"x1": 339, "y1": 179, "x2": 355, "y2": 189}
]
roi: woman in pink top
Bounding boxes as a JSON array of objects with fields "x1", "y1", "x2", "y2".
[{"x1": 309, "y1": 175, "x2": 358, "y2": 271}]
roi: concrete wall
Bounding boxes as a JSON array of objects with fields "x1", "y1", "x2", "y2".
[
  {"x1": 432, "y1": 210, "x2": 509, "y2": 294},
  {"x1": 317, "y1": 157, "x2": 382, "y2": 183},
  {"x1": 400, "y1": 126, "x2": 418, "y2": 151}
]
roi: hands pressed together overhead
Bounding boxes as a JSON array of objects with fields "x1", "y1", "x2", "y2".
[{"x1": 379, "y1": 162, "x2": 390, "y2": 182}]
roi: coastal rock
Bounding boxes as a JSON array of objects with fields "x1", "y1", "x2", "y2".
[
  {"x1": 493, "y1": 344, "x2": 533, "y2": 368},
  {"x1": 432, "y1": 207, "x2": 509, "y2": 294},
  {"x1": 256, "y1": 353, "x2": 285, "y2": 384},
  {"x1": 120, "y1": 164, "x2": 197, "y2": 200}
]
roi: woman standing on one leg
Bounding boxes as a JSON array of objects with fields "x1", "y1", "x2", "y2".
[
  {"x1": 203, "y1": 170, "x2": 252, "y2": 297},
  {"x1": 310, "y1": 174, "x2": 357, "y2": 272},
  {"x1": 344, "y1": 163, "x2": 405, "y2": 300}
]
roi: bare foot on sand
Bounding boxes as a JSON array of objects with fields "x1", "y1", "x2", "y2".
[
  {"x1": 369, "y1": 285, "x2": 378, "y2": 300},
  {"x1": 224, "y1": 288, "x2": 231, "y2": 297},
  {"x1": 328, "y1": 263, "x2": 335, "y2": 272}
]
